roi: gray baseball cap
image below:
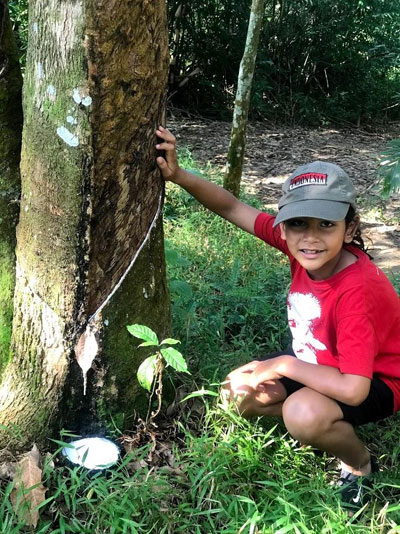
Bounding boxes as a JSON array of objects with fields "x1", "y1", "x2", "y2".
[{"x1": 273, "y1": 161, "x2": 357, "y2": 227}]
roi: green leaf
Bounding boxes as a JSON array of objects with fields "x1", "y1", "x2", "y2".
[
  {"x1": 169, "y1": 280, "x2": 193, "y2": 301},
  {"x1": 379, "y1": 139, "x2": 400, "y2": 196},
  {"x1": 181, "y1": 389, "x2": 219, "y2": 402},
  {"x1": 164, "y1": 247, "x2": 192, "y2": 267},
  {"x1": 137, "y1": 355, "x2": 157, "y2": 391},
  {"x1": 50, "y1": 439, "x2": 75, "y2": 449},
  {"x1": 127, "y1": 324, "x2": 159, "y2": 345},
  {"x1": 164, "y1": 240, "x2": 191, "y2": 267},
  {"x1": 160, "y1": 338, "x2": 181, "y2": 345},
  {"x1": 138, "y1": 340, "x2": 159, "y2": 347},
  {"x1": 161, "y1": 347, "x2": 189, "y2": 374}
]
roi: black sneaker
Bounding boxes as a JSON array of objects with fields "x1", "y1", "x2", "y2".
[{"x1": 337, "y1": 455, "x2": 378, "y2": 509}]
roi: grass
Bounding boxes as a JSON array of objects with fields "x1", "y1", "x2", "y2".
[
  {"x1": 164, "y1": 149, "x2": 291, "y2": 383},
  {"x1": 1, "y1": 149, "x2": 400, "y2": 533}
]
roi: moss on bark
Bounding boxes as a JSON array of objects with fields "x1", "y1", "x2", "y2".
[
  {"x1": 0, "y1": 3, "x2": 23, "y2": 374},
  {"x1": 0, "y1": 0, "x2": 92, "y2": 448}
]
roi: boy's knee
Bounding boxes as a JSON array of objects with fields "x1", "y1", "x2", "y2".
[
  {"x1": 282, "y1": 391, "x2": 327, "y2": 442},
  {"x1": 219, "y1": 378, "x2": 262, "y2": 418}
]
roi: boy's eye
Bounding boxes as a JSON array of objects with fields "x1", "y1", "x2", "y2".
[
  {"x1": 285, "y1": 219, "x2": 336, "y2": 229},
  {"x1": 286, "y1": 219, "x2": 306, "y2": 228}
]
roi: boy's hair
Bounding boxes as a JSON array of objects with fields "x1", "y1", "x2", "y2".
[{"x1": 345, "y1": 207, "x2": 371, "y2": 258}]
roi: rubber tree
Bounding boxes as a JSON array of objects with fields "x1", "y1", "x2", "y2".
[
  {"x1": 0, "y1": 0, "x2": 171, "y2": 449},
  {"x1": 223, "y1": 0, "x2": 265, "y2": 198},
  {"x1": 0, "y1": 1, "x2": 22, "y2": 376}
]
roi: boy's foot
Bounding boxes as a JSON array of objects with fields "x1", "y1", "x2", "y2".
[{"x1": 337, "y1": 455, "x2": 378, "y2": 509}]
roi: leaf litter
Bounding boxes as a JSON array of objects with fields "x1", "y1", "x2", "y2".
[{"x1": 10, "y1": 444, "x2": 46, "y2": 528}]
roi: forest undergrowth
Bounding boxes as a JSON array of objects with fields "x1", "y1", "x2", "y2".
[{"x1": 1, "y1": 150, "x2": 400, "y2": 534}]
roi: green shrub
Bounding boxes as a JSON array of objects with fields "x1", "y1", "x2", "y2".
[{"x1": 168, "y1": 0, "x2": 400, "y2": 125}]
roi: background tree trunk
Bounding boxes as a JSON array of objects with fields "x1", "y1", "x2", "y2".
[
  {"x1": 0, "y1": 1, "x2": 22, "y2": 376},
  {"x1": 0, "y1": 0, "x2": 170, "y2": 449},
  {"x1": 223, "y1": 0, "x2": 265, "y2": 197}
]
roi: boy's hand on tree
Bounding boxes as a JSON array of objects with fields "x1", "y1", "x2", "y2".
[{"x1": 156, "y1": 126, "x2": 181, "y2": 183}]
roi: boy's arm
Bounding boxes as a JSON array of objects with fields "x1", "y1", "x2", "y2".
[
  {"x1": 249, "y1": 356, "x2": 371, "y2": 406},
  {"x1": 156, "y1": 126, "x2": 261, "y2": 235}
]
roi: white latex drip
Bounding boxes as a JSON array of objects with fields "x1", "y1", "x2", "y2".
[
  {"x1": 74, "y1": 189, "x2": 163, "y2": 394},
  {"x1": 75, "y1": 327, "x2": 98, "y2": 395}
]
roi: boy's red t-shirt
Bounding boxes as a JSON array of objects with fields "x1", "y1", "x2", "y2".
[{"x1": 254, "y1": 212, "x2": 400, "y2": 412}]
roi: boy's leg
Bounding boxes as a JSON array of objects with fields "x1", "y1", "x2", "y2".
[
  {"x1": 282, "y1": 388, "x2": 370, "y2": 472},
  {"x1": 236, "y1": 380, "x2": 287, "y2": 417}
]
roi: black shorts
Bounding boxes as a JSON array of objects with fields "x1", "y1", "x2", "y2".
[{"x1": 257, "y1": 348, "x2": 394, "y2": 427}]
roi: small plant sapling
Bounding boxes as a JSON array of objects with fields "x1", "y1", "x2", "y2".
[{"x1": 127, "y1": 324, "x2": 189, "y2": 421}]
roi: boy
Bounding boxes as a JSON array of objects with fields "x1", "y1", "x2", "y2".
[{"x1": 156, "y1": 125, "x2": 400, "y2": 508}]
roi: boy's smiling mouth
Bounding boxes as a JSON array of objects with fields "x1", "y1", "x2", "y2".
[{"x1": 300, "y1": 249, "x2": 324, "y2": 257}]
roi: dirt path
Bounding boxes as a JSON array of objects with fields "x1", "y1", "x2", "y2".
[{"x1": 169, "y1": 117, "x2": 400, "y2": 275}]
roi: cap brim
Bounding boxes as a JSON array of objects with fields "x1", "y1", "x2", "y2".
[{"x1": 273, "y1": 200, "x2": 350, "y2": 227}]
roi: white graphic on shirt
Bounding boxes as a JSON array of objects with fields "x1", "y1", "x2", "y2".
[{"x1": 287, "y1": 292, "x2": 327, "y2": 364}]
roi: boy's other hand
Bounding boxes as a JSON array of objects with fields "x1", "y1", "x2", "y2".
[
  {"x1": 156, "y1": 126, "x2": 180, "y2": 183},
  {"x1": 225, "y1": 360, "x2": 261, "y2": 396},
  {"x1": 249, "y1": 357, "x2": 285, "y2": 389}
]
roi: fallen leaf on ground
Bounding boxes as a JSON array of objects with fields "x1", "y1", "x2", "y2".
[{"x1": 11, "y1": 444, "x2": 46, "y2": 528}]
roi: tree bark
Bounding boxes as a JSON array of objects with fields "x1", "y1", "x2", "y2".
[
  {"x1": 223, "y1": 0, "x2": 265, "y2": 198},
  {"x1": 0, "y1": 1, "x2": 22, "y2": 375},
  {"x1": 0, "y1": 0, "x2": 170, "y2": 449}
]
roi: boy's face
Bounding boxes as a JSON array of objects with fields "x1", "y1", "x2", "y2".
[{"x1": 279, "y1": 217, "x2": 358, "y2": 280}]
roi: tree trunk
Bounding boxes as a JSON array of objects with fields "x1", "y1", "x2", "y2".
[
  {"x1": 0, "y1": 1, "x2": 22, "y2": 375},
  {"x1": 223, "y1": 0, "x2": 265, "y2": 198},
  {"x1": 0, "y1": 0, "x2": 170, "y2": 449}
]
